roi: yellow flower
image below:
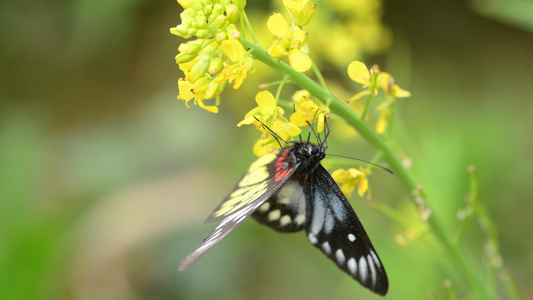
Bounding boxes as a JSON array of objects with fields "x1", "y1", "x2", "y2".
[
  {"x1": 271, "y1": 119, "x2": 301, "y2": 137},
  {"x1": 347, "y1": 61, "x2": 379, "y2": 102},
  {"x1": 238, "y1": 91, "x2": 301, "y2": 156},
  {"x1": 215, "y1": 56, "x2": 255, "y2": 89},
  {"x1": 331, "y1": 168, "x2": 369, "y2": 197},
  {"x1": 375, "y1": 102, "x2": 390, "y2": 134},
  {"x1": 252, "y1": 135, "x2": 279, "y2": 157},
  {"x1": 237, "y1": 91, "x2": 282, "y2": 127},
  {"x1": 377, "y1": 72, "x2": 411, "y2": 98},
  {"x1": 289, "y1": 90, "x2": 330, "y2": 133},
  {"x1": 374, "y1": 72, "x2": 410, "y2": 134},
  {"x1": 282, "y1": 0, "x2": 316, "y2": 27},
  {"x1": 178, "y1": 76, "x2": 219, "y2": 113},
  {"x1": 267, "y1": 13, "x2": 312, "y2": 72}
]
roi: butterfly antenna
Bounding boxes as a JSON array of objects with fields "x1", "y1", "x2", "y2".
[
  {"x1": 328, "y1": 154, "x2": 394, "y2": 174},
  {"x1": 306, "y1": 110, "x2": 321, "y2": 144},
  {"x1": 322, "y1": 117, "x2": 330, "y2": 149},
  {"x1": 253, "y1": 116, "x2": 292, "y2": 148}
]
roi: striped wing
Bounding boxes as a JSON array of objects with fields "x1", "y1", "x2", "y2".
[
  {"x1": 305, "y1": 165, "x2": 388, "y2": 295},
  {"x1": 179, "y1": 148, "x2": 300, "y2": 271}
]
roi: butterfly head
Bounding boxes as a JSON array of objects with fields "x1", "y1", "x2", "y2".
[{"x1": 291, "y1": 141, "x2": 326, "y2": 172}]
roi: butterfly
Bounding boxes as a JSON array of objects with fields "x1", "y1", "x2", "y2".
[{"x1": 179, "y1": 120, "x2": 389, "y2": 296}]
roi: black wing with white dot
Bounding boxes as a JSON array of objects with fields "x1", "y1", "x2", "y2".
[
  {"x1": 252, "y1": 179, "x2": 307, "y2": 232},
  {"x1": 304, "y1": 165, "x2": 388, "y2": 295}
]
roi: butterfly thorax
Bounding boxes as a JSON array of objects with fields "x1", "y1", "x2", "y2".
[{"x1": 289, "y1": 142, "x2": 326, "y2": 174}]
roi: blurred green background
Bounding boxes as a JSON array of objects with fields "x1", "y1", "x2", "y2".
[{"x1": 1, "y1": 0, "x2": 532, "y2": 299}]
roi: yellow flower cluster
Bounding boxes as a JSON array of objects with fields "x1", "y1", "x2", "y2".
[
  {"x1": 347, "y1": 61, "x2": 411, "y2": 134},
  {"x1": 171, "y1": 0, "x2": 253, "y2": 113},
  {"x1": 266, "y1": 0, "x2": 316, "y2": 72},
  {"x1": 237, "y1": 89, "x2": 330, "y2": 157}
]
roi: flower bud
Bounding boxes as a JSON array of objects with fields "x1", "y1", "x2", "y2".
[
  {"x1": 191, "y1": 75, "x2": 211, "y2": 95},
  {"x1": 212, "y1": 3, "x2": 224, "y2": 17},
  {"x1": 208, "y1": 56, "x2": 224, "y2": 76},
  {"x1": 183, "y1": 7, "x2": 197, "y2": 17},
  {"x1": 225, "y1": 4, "x2": 240, "y2": 24},
  {"x1": 188, "y1": 58, "x2": 210, "y2": 82},
  {"x1": 178, "y1": 0, "x2": 202, "y2": 10},
  {"x1": 216, "y1": 31, "x2": 227, "y2": 42},
  {"x1": 196, "y1": 29, "x2": 210, "y2": 39},
  {"x1": 233, "y1": 0, "x2": 246, "y2": 10},
  {"x1": 214, "y1": 15, "x2": 227, "y2": 30},
  {"x1": 175, "y1": 52, "x2": 197, "y2": 64},
  {"x1": 205, "y1": 79, "x2": 227, "y2": 99},
  {"x1": 178, "y1": 42, "x2": 201, "y2": 55}
]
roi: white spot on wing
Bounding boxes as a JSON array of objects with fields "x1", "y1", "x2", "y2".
[
  {"x1": 257, "y1": 202, "x2": 270, "y2": 213},
  {"x1": 323, "y1": 211, "x2": 334, "y2": 234},
  {"x1": 321, "y1": 242, "x2": 331, "y2": 255},
  {"x1": 272, "y1": 180, "x2": 306, "y2": 226},
  {"x1": 367, "y1": 254, "x2": 378, "y2": 287},
  {"x1": 276, "y1": 181, "x2": 303, "y2": 205},
  {"x1": 370, "y1": 250, "x2": 381, "y2": 268},
  {"x1": 347, "y1": 233, "x2": 356, "y2": 242},
  {"x1": 335, "y1": 249, "x2": 345, "y2": 265},
  {"x1": 279, "y1": 215, "x2": 292, "y2": 226},
  {"x1": 347, "y1": 257, "x2": 357, "y2": 274},
  {"x1": 310, "y1": 195, "x2": 326, "y2": 235},
  {"x1": 359, "y1": 257, "x2": 368, "y2": 283},
  {"x1": 308, "y1": 233, "x2": 318, "y2": 244},
  {"x1": 294, "y1": 214, "x2": 305, "y2": 225},
  {"x1": 268, "y1": 210, "x2": 280, "y2": 221}
]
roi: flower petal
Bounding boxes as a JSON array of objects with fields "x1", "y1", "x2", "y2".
[
  {"x1": 267, "y1": 13, "x2": 290, "y2": 36},
  {"x1": 255, "y1": 91, "x2": 276, "y2": 115},
  {"x1": 288, "y1": 48, "x2": 312, "y2": 72},
  {"x1": 221, "y1": 39, "x2": 246, "y2": 63},
  {"x1": 348, "y1": 61, "x2": 370, "y2": 84}
]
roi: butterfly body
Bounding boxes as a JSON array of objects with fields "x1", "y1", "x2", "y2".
[{"x1": 180, "y1": 140, "x2": 389, "y2": 295}]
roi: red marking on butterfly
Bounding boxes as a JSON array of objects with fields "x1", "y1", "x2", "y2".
[{"x1": 274, "y1": 149, "x2": 292, "y2": 182}]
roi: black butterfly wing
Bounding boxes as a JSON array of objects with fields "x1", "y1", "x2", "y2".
[
  {"x1": 179, "y1": 148, "x2": 301, "y2": 271},
  {"x1": 252, "y1": 178, "x2": 307, "y2": 232},
  {"x1": 305, "y1": 165, "x2": 388, "y2": 295}
]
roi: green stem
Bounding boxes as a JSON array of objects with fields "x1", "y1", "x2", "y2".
[
  {"x1": 241, "y1": 11, "x2": 259, "y2": 44},
  {"x1": 311, "y1": 61, "x2": 330, "y2": 92},
  {"x1": 242, "y1": 39, "x2": 495, "y2": 300},
  {"x1": 360, "y1": 92, "x2": 374, "y2": 119}
]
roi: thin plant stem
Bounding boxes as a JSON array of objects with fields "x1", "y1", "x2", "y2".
[
  {"x1": 311, "y1": 61, "x2": 330, "y2": 92},
  {"x1": 241, "y1": 11, "x2": 259, "y2": 44},
  {"x1": 360, "y1": 92, "x2": 375, "y2": 119}
]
